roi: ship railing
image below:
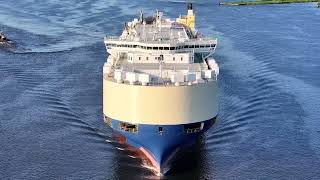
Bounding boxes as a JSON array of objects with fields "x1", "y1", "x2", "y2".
[
  {"x1": 105, "y1": 35, "x2": 217, "y2": 45},
  {"x1": 103, "y1": 73, "x2": 217, "y2": 87}
]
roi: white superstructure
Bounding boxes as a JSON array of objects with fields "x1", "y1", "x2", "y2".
[{"x1": 103, "y1": 9, "x2": 219, "y2": 87}]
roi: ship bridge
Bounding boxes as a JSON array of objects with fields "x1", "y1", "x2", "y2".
[{"x1": 105, "y1": 36, "x2": 217, "y2": 53}]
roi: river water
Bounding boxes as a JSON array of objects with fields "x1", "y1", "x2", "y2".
[{"x1": 1, "y1": 0, "x2": 320, "y2": 179}]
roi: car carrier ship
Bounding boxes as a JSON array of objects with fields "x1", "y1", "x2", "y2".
[{"x1": 103, "y1": 3, "x2": 219, "y2": 175}]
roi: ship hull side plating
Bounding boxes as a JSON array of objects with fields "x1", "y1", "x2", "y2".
[
  {"x1": 103, "y1": 78, "x2": 218, "y2": 174},
  {"x1": 107, "y1": 117, "x2": 217, "y2": 175},
  {"x1": 103, "y1": 79, "x2": 218, "y2": 125}
]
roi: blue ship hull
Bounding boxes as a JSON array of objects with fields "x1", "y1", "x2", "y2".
[{"x1": 106, "y1": 116, "x2": 216, "y2": 175}]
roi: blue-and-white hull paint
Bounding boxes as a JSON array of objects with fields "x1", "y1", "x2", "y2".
[
  {"x1": 105, "y1": 116, "x2": 217, "y2": 175},
  {"x1": 103, "y1": 74, "x2": 218, "y2": 175}
]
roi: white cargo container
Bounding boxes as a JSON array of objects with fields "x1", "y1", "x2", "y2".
[
  {"x1": 186, "y1": 72, "x2": 196, "y2": 82},
  {"x1": 103, "y1": 62, "x2": 113, "y2": 74},
  {"x1": 126, "y1": 72, "x2": 138, "y2": 84},
  {"x1": 139, "y1": 74, "x2": 151, "y2": 85},
  {"x1": 114, "y1": 70, "x2": 124, "y2": 83},
  {"x1": 202, "y1": 70, "x2": 215, "y2": 79},
  {"x1": 170, "y1": 72, "x2": 184, "y2": 85},
  {"x1": 207, "y1": 58, "x2": 219, "y2": 75}
]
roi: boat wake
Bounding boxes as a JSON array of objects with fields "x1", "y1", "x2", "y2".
[{"x1": 0, "y1": 0, "x2": 140, "y2": 53}]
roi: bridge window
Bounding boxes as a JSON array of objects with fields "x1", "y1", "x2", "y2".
[
  {"x1": 107, "y1": 43, "x2": 115, "y2": 47},
  {"x1": 184, "y1": 122, "x2": 204, "y2": 134},
  {"x1": 146, "y1": 57, "x2": 149, "y2": 61},
  {"x1": 139, "y1": 57, "x2": 141, "y2": 60},
  {"x1": 164, "y1": 47, "x2": 169, "y2": 50},
  {"x1": 133, "y1": 45, "x2": 137, "y2": 48},
  {"x1": 173, "y1": 57, "x2": 175, "y2": 61},
  {"x1": 147, "y1": 46, "x2": 152, "y2": 50},
  {"x1": 153, "y1": 47, "x2": 157, "y2": 50},
  {"x1": 119, "y1": 122, "x2": 138, "y2": 133},
  {"x1": 170, "y1": 47, "x2": 175, "y2": 50},
  {"x1": 181, "y1": 57, "x2": 183, "y2": 61},
  {"x1": 159, "y1": 47, "x2": 163, "y2": 50}
]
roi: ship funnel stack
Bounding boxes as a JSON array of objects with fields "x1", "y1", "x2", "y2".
[
  {"x1": 187, "y1": 2, "x2": 193, "y2": 10},
  {"x1": 187, "y1": 2, "x2": 193, "y2": 15},
  {"x1": 176, "y1": 3, "x2": 196, "y2": 31}
]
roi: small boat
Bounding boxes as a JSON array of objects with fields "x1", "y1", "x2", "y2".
[{"x1": 0, "y1": 32, "x2": 13, "y2": 47}]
